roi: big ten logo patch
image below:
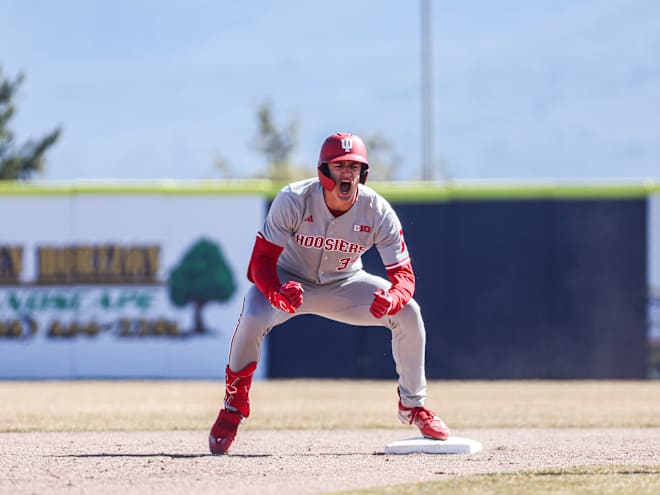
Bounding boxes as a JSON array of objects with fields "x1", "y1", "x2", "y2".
[{"x1": 352, "y1": 224, "x2": 371, "y2": 233}]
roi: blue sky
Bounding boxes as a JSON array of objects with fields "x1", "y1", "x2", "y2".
[{"x1": 1, "y1": 0, "x2": 658, "y2": 181}]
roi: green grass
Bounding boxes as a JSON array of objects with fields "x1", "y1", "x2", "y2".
[{"x1": 331, "y1": 465, "x2": 660, "y2": 495}]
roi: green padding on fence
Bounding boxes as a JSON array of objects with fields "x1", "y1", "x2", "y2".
[
  {"x1": 370, "y1": 180, "x2": 660, "y2": 202},
  {"x1": 0, "y1": 180, "x2": 273, "y2": 196},
  {"x1": 0, "y1": 178, "x2": 658, "y2": 201}
]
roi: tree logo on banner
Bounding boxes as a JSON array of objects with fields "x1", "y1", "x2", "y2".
[{"x1": 168, "y1": 238, "x2": 236, "y2": 334}]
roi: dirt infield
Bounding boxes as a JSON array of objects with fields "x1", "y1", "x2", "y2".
[
  {"x1": 2, "y1": 380, "x2": 659, "y2": 494},
  {"x1": 3, "y1": 427, "x2": 659, "y2": 495}
]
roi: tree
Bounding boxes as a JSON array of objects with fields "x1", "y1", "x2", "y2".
[
  {"x1": 0, "y1": 67, "x2": 61, "y2": 180},
  {"x1": 362, "y1": 132, "x2": 401, "y2": 181},
  {"x1": 252, "y1": 100, "x2": 302, "y2": 181},
  {"x1": 168, "y1": 238, "x2": 236, "y2": 334},
  {"x1": 212, "y1": 152, "x2": 233, "y2": 179}
]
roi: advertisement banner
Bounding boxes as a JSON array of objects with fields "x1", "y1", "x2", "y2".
[{"x1": 0, "y1": 192, "x2": 263, "y2": 379}]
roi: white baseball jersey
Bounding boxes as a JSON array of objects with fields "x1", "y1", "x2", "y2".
[{"x1": 261, "y1": 178, "x2": 410, "y2": 285}]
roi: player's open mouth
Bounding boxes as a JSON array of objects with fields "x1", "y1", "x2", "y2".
[{"x1": 339, "y1": 181, "x2": 352, "y2": 196}]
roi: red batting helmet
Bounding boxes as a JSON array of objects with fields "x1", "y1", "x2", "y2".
[{"x1": 317, "y1": 132, "x2": 369, "y2": 191}]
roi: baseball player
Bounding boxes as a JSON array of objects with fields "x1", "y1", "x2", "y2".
[{"x1": 209, "y1": 132, "x2": 450, "y2": 454}]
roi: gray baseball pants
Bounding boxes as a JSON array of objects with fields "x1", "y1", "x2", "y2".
[{"x1": 227, "y1": 268, "x2": 428, "y2": 408}]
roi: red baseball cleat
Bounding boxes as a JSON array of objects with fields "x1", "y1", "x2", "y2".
[
  {"x1": 209, "y1": 408, "x2": 243, "y2": 455},
  {"x1": 398, "y1": 401, "x2": 450, "y2": 440}
]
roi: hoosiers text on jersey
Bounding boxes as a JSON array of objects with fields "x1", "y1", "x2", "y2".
[{"x1": 294, "y1": 234, "x2": 366, "y2": 254}]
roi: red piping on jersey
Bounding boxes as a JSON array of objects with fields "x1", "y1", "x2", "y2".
[
  {"x1": 227, "y1": 296, "x2": 247, "y2": 368},
  {"x1": 384, "y1": 260, "x2": 416, "y2": 315},
  {"x1": 247, "y1": 233, "x2": 284, "y2": 297},
  {"x1": 386, "y1": 256, "x2": 411, "y2": 270}
]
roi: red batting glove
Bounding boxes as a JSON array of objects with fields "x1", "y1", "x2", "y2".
[
  {"x1": 370, "y1": 289, "x2": 393, "y2": 319},
  {"x1": 268, "y1": 281, "x2": 304, "y2": 313}
]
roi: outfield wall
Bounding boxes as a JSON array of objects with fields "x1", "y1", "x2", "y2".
[
  {"x1": 0, "y1": 185, "x2": 264, "y2": 379},
  {"x1": 0, "y1": 180, "x2": 658, "y2": 379},
  {"x1": 269, "y1": 198, "x2": 648, "y2": 379}
]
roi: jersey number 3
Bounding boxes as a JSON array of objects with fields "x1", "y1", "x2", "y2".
[{"x1": 337, "y1": 257, "x2": 355, "y2": 271}]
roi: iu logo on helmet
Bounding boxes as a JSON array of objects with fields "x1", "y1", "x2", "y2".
[{"x1": 340, "y1": 137, "x2": 353, "y2": 152}]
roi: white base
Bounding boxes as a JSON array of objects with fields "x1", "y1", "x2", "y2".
[{"x1": 384, "y1": 436, "x2": 483, "y2": 455}]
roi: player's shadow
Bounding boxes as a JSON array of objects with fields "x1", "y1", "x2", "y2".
[
  {"x1": 51, "y1": 453, "x2": 271, "y2": 459},
  {"x1": 52, "y1": 452, "x2": 371, "y2": 459}
]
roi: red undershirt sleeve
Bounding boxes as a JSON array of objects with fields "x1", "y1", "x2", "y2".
[
  {"x1": 247, "y1": 233, "x2": 284, "y2": 298},
  {"x1": 385, "y1": 261, "x2": 416, "y2": 315}
]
